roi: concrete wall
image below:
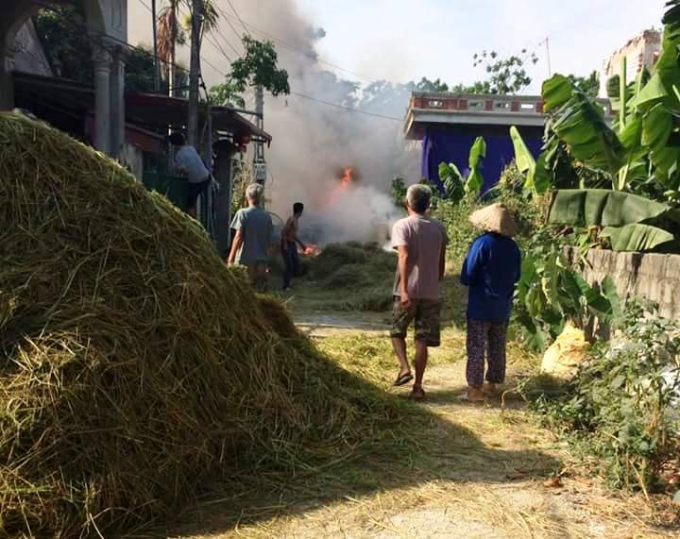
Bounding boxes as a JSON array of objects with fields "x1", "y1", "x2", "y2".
[
  {"x1": 565, "y1": 247, "x2": 680, "y2": 320},
  {"x1": 599, "y1": 29, "x2": 661, "y2": 98},
  {"x1": 10, "y1": 20, "x2": 52, "y2": 77}
]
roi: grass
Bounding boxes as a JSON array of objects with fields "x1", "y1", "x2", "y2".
[
  {"x1": 0, "y1": 114, "x2": 447, "y2": 538},
  {"x1": 165, "y1": 323, "x2": 677, "y2": 539},
  {"x1": 156, "y1": 240, "x2": 680, "y2": 539}
]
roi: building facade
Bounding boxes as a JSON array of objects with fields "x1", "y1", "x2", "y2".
[{"x1": 599, "y1": 29, "x2": 661, "y2": 99}]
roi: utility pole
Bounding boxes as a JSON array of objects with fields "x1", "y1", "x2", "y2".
[
  {"x1": 254, "y1": 85, "x2": 266, "y2": 187},
  {"x1": 545, "y1": 37, "x2": 552, "y2": 77},
  {"x1": 152, "y1": 0, "x2": 160, "y2": 92},
  {"x1": 187, "y1": 0, "x2": 202, "y2": 147}
]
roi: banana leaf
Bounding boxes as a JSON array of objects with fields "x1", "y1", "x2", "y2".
[
  {"x1": 561, "y1": 269, "x2": 613, "y2": 319},
  {"x1": 601, "y1": 276, "x2": 623, "y2": 324},
  {"x1": 509, "y1": 126, "x2": 541, "y2": 193},
  {"x1": 438, "y1": 162, "x2": 465, "y2": 202},
  {"x1": 541, "y1": 75, "x2": 626, "y2": 178},
  {"x1": 601, "y1": 223, "x2": 675, "y2": 251},
  {"x1": 628, "y1": 73, "x2": 668, "y2": 109},
  {"x1": 664, "y1": 0, "x2": 680, "y2": 40},
  {"x1": 464, "y1": 136, "x2": 486, "y2": 194},
  {"x1": 542, "y1": 74, "x2": 573, "y2": 113},
  {"x1": 548, "y1": 189, "x2": 680, "y2": 227},
  {"x1": 655, "y1": 1, "x2": 680, "y2": 108},
  {"x1": 643, "y1": 103, "x2": 680, "y2": 181}
]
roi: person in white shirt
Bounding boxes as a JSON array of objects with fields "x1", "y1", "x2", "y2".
[{"x1": 169, "y1": 133, "x2": 211, "y2": 217}]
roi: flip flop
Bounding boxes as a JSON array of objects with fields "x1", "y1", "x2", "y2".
[
  {"x1": 393, "y1": 372, "x2": 414, "y2": 387},
  {"x1": 409, "y1": 387, "x2": 426, "y2": 401}
]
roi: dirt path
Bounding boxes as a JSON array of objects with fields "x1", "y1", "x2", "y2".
[{"x1": 169, "y1": 315, "x2": 673, "y2": 539}]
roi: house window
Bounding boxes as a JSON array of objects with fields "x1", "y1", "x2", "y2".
[
  {"x1": 427, "y1": 100, "x2": 444, "y2": 108},
  {"x1": 494, "y1": 101, "x2": 511, "y2": 111},
  {"x1": 468, "y1": 100, "x2": 484, "y2": 110}
]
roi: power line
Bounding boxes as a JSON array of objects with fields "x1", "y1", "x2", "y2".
[
  {"x1": 289, "y1": 91, "x2": 403, "y2": 122},
  {"x1": 213, "y1": 10, "x2": 378, "y2": 84},
  {"x1": 211, "y1": 2, "x2": 246, "y2": 54},
  {"x1": 82, "y1": 0, "x2": 402, "y2": 123},
  {"x1": 225, "y1": 0, "x2": 251, "y2": 37}
]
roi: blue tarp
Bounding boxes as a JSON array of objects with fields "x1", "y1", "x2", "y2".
[{"x1": 422, "y1": 128, "x2": 543, "y2": 193}]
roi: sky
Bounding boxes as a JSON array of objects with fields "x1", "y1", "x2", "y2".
[{"x1": 128, "y1": 0, "x2": 667, "y2": 94}]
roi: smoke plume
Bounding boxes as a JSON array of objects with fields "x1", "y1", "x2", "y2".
[{"x1": 131, "y1": 0, "x2": 421, "y2": 244}]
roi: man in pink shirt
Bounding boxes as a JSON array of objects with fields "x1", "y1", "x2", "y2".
[{"x1": 391, "y1": 184, "x2": 448, "y2": 400}]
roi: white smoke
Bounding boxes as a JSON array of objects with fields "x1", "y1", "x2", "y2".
[{"x1": 130, "y1": 0, "x2": 421, "y2": 244}]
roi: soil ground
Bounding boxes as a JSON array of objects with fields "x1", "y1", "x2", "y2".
[{"x1": 159, "y1": 273, "x2": 677, "y2": 539}]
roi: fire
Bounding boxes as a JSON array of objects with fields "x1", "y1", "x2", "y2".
[
  {"x1": 303, "y1": 244, "x2": 321, "y2": 256},
  {"x1": 341, "y1": 167, "x2": 354, "y2": 189}
]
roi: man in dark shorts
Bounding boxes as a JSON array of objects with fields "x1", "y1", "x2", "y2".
[
  {"x1": 280, "y1": 202, "x2": 307, "y2": 291},
  {"x1": 169, "y1": 133, "x2": 211, "y2": 217},
  {"x1": 390, "y1": 184, "x2": 448, "y2": 400}
]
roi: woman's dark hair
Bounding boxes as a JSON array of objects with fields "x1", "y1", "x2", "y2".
[
  {"x1": 293, "y1": 202, "x2": 304, "y2": 214},
  {"x1": 169, "y1": 133, "x2": 185, "y2": 146}
]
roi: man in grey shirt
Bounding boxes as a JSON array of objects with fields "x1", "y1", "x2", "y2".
[{"x1": 227, "y1": 184, "x2": 274, "y2": 291}]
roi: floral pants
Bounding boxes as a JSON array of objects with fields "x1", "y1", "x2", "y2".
[{"x1": 466, "y1": 319, "x2": 509, "y2": 388}]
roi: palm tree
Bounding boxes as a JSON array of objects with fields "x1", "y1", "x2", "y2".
[
  {"x1": 182, "y1": 0, "x2": 219, "y2": 50},
  {"x1": 157, "y1": 0, "x2": 185, "y2": 97}
]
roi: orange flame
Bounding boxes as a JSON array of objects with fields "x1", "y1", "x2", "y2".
[
  {"x1": 303, "y1": 244, "x2": 321, "y2": 257},
  {"x1": 341, "y1": 167, "x2": 354, "y2": 189}
]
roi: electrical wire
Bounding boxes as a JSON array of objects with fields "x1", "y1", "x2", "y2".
[
  {"x1": 289, "y1": 91, "x2": 403, "y2": 122},
  {"x1": 225, "y1": 0, "x2": 251, "y2": 38},
  {"x1": 47, "y1": 0, "x2": 404, "y2": 123}
]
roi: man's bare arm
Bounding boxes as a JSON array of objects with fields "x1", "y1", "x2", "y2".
[
  {"x1": 227, "y1": 230, "x2": 243, "y2": 266},
  {"x1": 397, "y1": 245, "x2": 411, "y2": 307}
]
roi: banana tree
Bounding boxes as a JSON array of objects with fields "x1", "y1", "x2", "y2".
[
  {"x1": 438, "y1": 136, "x2": 486, "y2": 200},
  {"x1": 548, "y1": 189, "x2": 680, "y2": 251},
  {"x1": 465, "y1": 136, "x2": 486, "y2": 194},
  {"x1": 537, "y1": 0, "x2": 680, "y2": 197}
]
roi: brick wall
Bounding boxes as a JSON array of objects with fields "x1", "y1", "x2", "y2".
[{"x1": 564, "y1": 247, "x2": 680, "y2": 320}]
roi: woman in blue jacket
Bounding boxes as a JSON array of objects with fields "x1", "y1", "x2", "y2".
[{"x1": 460, "y1": 203, "x2": 521, "y2": 402}]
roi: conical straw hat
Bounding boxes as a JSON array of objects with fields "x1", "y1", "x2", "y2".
[{"x1": 469, "y1": 203, "x2": 516, "y2": 237}]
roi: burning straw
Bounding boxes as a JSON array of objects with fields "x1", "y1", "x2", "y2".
[{"x1": 0, "y1": 113, "x2": 403, "y2": 537}]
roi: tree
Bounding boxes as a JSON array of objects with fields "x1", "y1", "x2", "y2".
[
  {"x1": 181, "y1": 0, "x2": 219, "y2": 41},
  {"x1": 229, "y1": 36, "x2": 290, "y2": 96},
  {"x1": 34, "y1": 5, "x2": 93, "y2": 85},
  {"x1": 157, "y1": 0, "x2": 185, "y2": 97},
  {"x1": 414, "y1": 77, "x2": 449, "y2": 93},
  {"x1": 452, "y1": 50, "x2": 539, "y2": 95},
  {"x1": 35, "y1": 6, "x2": 172, "y2": 95},
  {"x1": 568, "y1": 71, "x2": 600, "y2": 99},
  {"x1": 125, "y1": 45, "x2": 157, "y2": 93},
  {"x1": 207, "y1": 81, "x2": 246, "y2": 108}
]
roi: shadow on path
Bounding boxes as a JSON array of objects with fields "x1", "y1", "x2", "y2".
[{"x1": 160, "y1": 368, "x2": 560, "y2": 538}]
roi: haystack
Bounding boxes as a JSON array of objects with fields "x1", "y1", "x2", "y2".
[{"x1": 0, "y1": 113, "x2": 398, "y2": 538}]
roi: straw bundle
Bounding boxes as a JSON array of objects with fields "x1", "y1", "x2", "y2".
[{"x1": 0, "y1": 113, "x2": 397, "y2": 538}]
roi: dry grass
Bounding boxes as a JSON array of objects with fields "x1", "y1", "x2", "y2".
[
  {"x1": 168, "y1": 326, "x2": 676, "y2": 539},
  {"x1": 0, "y1": 113, "x2": 424, "y2": 538}
]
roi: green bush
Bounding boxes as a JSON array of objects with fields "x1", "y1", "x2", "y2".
[{"x1": 530, "y1": 303, "x2": 680, "y2": 492}]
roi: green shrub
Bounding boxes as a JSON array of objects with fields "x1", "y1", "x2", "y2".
[{"x1": 530, "y1": 303, "x2": 680, "y2": 493}]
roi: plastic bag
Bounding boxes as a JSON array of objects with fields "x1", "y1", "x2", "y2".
[{"x1": 541, "y1": 321, "x2": 589, "y2": 378}]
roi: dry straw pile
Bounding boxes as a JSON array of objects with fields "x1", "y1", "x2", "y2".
[{"x1": 0, "y1": 113, "x2": 399, "y2": 537}]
